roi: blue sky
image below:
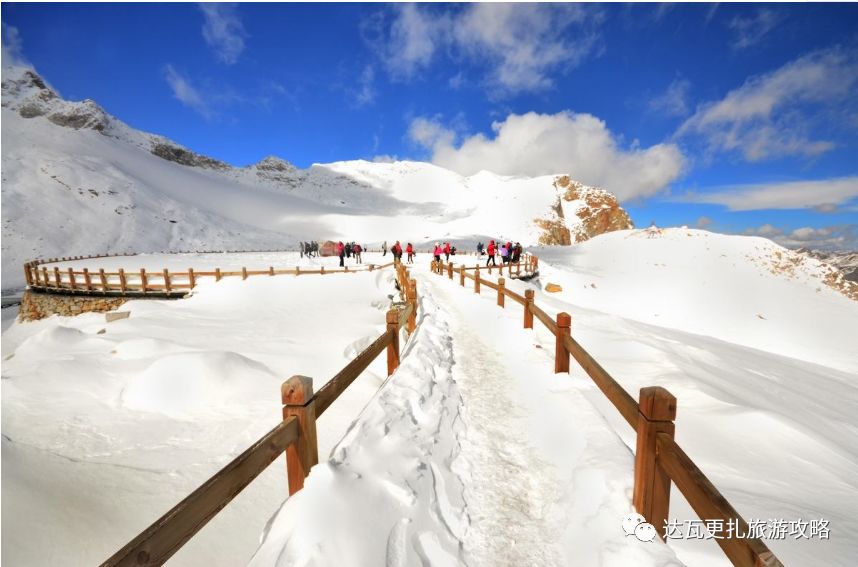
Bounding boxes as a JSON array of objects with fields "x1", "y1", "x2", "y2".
[{"x1": 3, "y1": 3, "x2": 858, "y2": 249}]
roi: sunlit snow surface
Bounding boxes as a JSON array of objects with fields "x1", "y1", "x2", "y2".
[{"x1": 3, "y1": 234, "x2": 858, "y2": 566}]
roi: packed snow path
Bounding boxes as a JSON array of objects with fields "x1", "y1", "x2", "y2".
[{"x1": 250, "y1": 267, "x2": 682, "y2": 566}]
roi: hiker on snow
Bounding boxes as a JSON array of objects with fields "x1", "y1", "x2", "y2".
[
  {"x1": 393, "y1": 241, "x2": 402, "y2": 261},
  {"x1": 486, "y1": 240, "x2": 496, "y2": 266},
  {"x1": 337, "y1": 241, "x2": 345, "y2": 267},
  {"x1": 406, "y1": 242, "x2": 414, "y2": 264},
  {"x1": 382, "y1": 241, "x2": 388, "y2": 256},
  {"x1": 353, "y1": 243, "x2": 362, "y2": 264},
  {"x1": 444, "y1": 242, "x2": 451, "y2": 262}
]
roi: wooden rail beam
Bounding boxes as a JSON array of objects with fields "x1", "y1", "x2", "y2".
[
  {"x1": 282, "y1": 376, "x2": 319, "y2": 496},
  {"x1": 655, "y1": 433, "x2": 783, "y2": 567},
  {"x1": 99, "y1": 417, "x2": 299, "y2": 567}
]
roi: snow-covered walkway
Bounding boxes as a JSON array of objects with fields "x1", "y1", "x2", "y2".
[{"x1": 250, "y1": 267, "x2": 682, "y2": 566}]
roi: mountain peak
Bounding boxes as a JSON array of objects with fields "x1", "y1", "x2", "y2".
[{"x1": 2, "y1": 66, "x2": 111, "y2": 133}]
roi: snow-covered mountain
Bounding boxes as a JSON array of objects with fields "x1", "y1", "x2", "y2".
[{"x1": 1, "y1": 65, "x2": 632, "y2": 290}]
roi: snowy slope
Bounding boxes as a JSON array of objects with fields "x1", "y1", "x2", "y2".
[
  {"x1": 1, "y1": 65, "x2": 629, "y2": 290},
  {"x1": 531, "y1": 228, "x2": 858, "y2": 373}
]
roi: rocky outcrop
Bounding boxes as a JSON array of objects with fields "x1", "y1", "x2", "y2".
[
  {"x1": 150, "y1": 142, "x2": 231, "y2": 170},
  {"x1": 534, "y1": 175, "x2": 634, "y2": 245},
  {"x1": 19, "y1": 290, "x2": 126, "y2": 321},
  {"x1": 3, "y1": 69, "x2": 110, "y2": 132}
]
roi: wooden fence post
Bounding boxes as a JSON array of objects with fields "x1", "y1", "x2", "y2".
[
  {"x1": 633, "y1": 386, "x2": 676, "y2": 541},
  {"x1": 459, "y1": 265, "x2": 465, "y2": 286},
  {"x1": 282, "y1": 376, "x2": 319, "y2": 496},
  {"x1": 83, "y1": 268, "x2": 92, "y2": 291},
  {"x1": 23, "y1": 263, "x2": 33, "y2": 286},
  {"x1": 474, "y1": 266, "x2": 481, "y2": 294},
  {"x1": 119, "y1": 269, "x2": 127, "y2": 293},
  {"x1": 33, "y1": 265, "x2": 42, "y2": 286},
  {"x1": 447, "y1": 262, "x2": 453, "y2": 279},
  {"x1": 68, "y1": 268, "x2": 77, "y2": 290},
  {"x1": 524, "y1": 289, "x2": 534, "y2": 329},
  {"x1": 164, "y1": 269, "x2": 171, "y2": 293},
  {"x1": 215, "y1": 268, "x2": 221, "y2": 282},
  {"x1": 555, "y1": 312, "x2": 571, "y2": 373},
  {"x1": 386, "y1": 309, "x2": 400, "y2": 376},
  {"x1": 242, "y1": 267, "x2": 248, "y2": 280},
  {"x1": 497, "y1": 277, "x2": 505, "y2": 307},
  {"x1": 269, "y1": 266, "x2": 274, "y2": 276},
  {"x1": 99, "y1": 269, "x2": 108, "y2": 292},
  {"x1": 140, "y1": 269, "x2": 148, "y2": 294},
  {"x1": 188, "y1": 268, "x2": 196, "y2": 289},
  {"x1": 42, "y1": 267, "x2": 49, "y2": 287},
  {"x1": 407, "y1": 279, "x2": 418, "y2": 334},
  {"x1": 53, "y1": 267, "x2": 61, "y2": 287}
]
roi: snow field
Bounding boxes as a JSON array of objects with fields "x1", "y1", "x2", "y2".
[{"x1": 2, "y1": 266, "x2": 402, "y2": 566}]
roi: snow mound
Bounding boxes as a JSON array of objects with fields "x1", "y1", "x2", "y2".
[
  {"x1": 121, "y1": 351, "x2": 279, "y2": 418},
  {"x1": 533, "y1": 228, "x2": 858, "y2": 372}
]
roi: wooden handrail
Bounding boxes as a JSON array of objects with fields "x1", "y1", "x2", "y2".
[
  {"x1": 313, "y1": 330, "x2": 393, "y2": 417},
  {"x1": 527, "y1": 302, "x2": 558, "y2": 335},
  {"x1": 435, "y1": 253, "x2": 781, "y2": 567},
  {"x1": 562, "y1": 334, "x2": 639, "y2": 429},
  {"x1": 655, "y1": 433, "x2": 782, "y2": 567},
  {"x1": 101, "y1": 417, "x2": 299, "y2": 567}
]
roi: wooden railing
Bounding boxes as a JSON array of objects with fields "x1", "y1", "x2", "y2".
[
  {"x1": 23, "y1": 257, "x2": 396, "y2": 297},
  {"x1": 100, "y1": 261, "x2": 417, "y2": 567},
  {"x1": 431, "y1": 259, "x2": 783, "y2": 567}
]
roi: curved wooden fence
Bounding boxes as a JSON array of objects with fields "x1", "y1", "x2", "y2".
[
  {"x1": 23, "y1": 256, "x2": 396, "y2": 298},
  {"x1": 101, "y1": 261, "x2": 416, "y2": 566},
  {"x1": 430, "y1": 259, "x2": 782, "y2": 567}
]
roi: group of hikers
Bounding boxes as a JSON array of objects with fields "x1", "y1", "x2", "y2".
[
  {"x1": 336, "y1": 241, "x2": 366, "y2": 265},
  {"x1": 383, "y1": 241, "x2": 416, "y2": 264},
  {"x1": 304, "y1": 238, "x2": 523, "y2": 269},
  {"x1": 299, "y1": 241, "x2": 319, "y2": 257},
  {"x1": 431, "y1": 242, "x2": 458, "y2": 263},
  {"x1": 477, "y1": 240, "x2": 523, "y2": 266}
]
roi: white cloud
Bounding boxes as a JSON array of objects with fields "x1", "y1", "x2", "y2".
[
  {"x1": 2, "y1": 22, "x2": 28, "y2": 68},
  {"x1": 200, "y1": 3, "x2": 246, "y2": 65},
  {"x1": 164, "y1": 65, "x2": 210, "y2": 118},
  {"x1": 728, "y1": 8, "x2": 783, "y2": 50},
  {"x1": 677, "y1": 48, "x2": 858, "y2": 161},
  {"x1": 742, "y1": 224, "x2": 858, "y2": 250},
  {"x1": 679, "y1": 176, "x2": 858, "y2": 211},
  {"x1": 409, "y1": 111, "x2": 685, "y2": 201},
  {"x1": 367, "y1": 4, "x2": 602, "y2": 94},
  {"x1": 649, "y1": 78, "x2": 691, "y2": 117},
  {"x1": 354, "y1": 65, "x2": 376, "y2": 107}
]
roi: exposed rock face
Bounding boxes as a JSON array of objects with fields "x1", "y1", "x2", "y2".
[
  {"x1": 798, "y1": 249, "x2": 858, "y2": 283},
  {"x1": 3, "y1": 69, "x2": 110, "y2": 132},
  {"x1": 150, "y1": 143, "x2": 231, "y2": 170},
  {"x1": 535, "y1": 175, "x2": 634, "y2": 245}
]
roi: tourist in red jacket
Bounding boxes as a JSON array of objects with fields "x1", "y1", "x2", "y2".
[
  {"x1": 406, "y1": 243, "x2": 414, "y2": 264},
  {"x1": 486, "y1": 240, "x2": 496, "y2": 266},
  {"x1": 337, "y1": 241, "x2": 345, "y2": 267},
  {"x1": 443, "y1": 242, "x2": 451, "y2": 262}
]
